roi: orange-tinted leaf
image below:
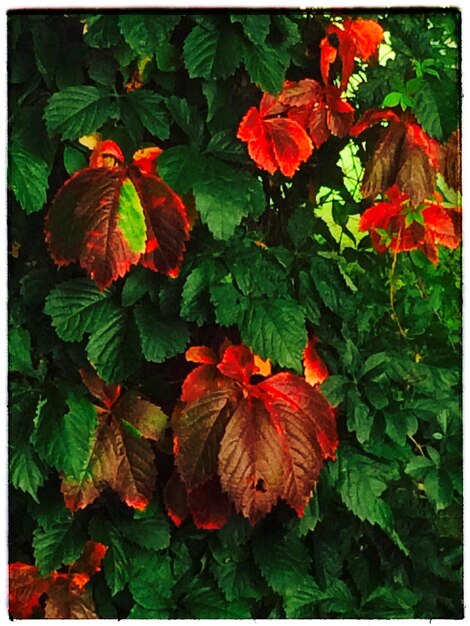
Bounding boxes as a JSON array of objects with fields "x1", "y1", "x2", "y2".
[
  {"x1": 303, "y1": 338, "x2": 329, "y2": 386},
  {"x1": 9, "y1": 563, "x2": 52, "y2": 619},
  {"x1": 186, "y1": 345, "x2": 218, "y2": 364},
  {"x1": 321, "y1": 19, "x2": 384, "y2": 89},
  {"x1": 164, "y1": 468, "x2": 190, "y2": 527},
  {"x1": 237, "y1": 103, "x2": 313, "y2": 177},
  {"x1": 132, "y1": 146, "x2": 164, "y2": 176},
  {"x1": 173, "y1": 342, "x2": 337, "y2": 525},
  {"x1": 69, "y1": 541, "x2": 108, "y2": 577},
  {"x1": 62, "y1": 370, "x2": 167, "y2": 512},
  {"x1": 45, "y1": 140, "x2": 188, "y2": 290}
]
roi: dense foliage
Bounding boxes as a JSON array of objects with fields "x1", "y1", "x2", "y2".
[{"x1": 8, "y1": 9, "x2": 462, "y2": 619}]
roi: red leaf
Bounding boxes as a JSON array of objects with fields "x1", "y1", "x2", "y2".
[
  {"x1": 69, "y1": 541, "x2": 108, "y2": 578},
  {"x1": 9, "y1": 563, "x2": 52, "y2": 619},
  {"x1": 303, "y1": 337, "x2": 329, "y2": 386},
  {"x1": 237, "y1": 102, "x2": 313, "y2": 177},
  {"x1": 186, "y1": 345, "x2": 218, "y2": 365},
  {"x1": 45, "y1": 140, "x2": 189, "y2": 290},
  {"x1": 172, "y1": 342, "x2": 337, "y2": 525},
  {"x1": 132, "y1": 146, "x2": 164, "y2": 176},
  {"x1": 62, "y1": 369, "x2": 168, "y2": 512},
  {"x1": 79, "y1": 368, "x2": 121, "y2": 409},
  {"x1": 321, "y1": 19, "x2": 384, "y2": 89}
]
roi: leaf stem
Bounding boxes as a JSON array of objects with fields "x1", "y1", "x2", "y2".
[
  {"x1": 408, "y1": 434, "x2": 425, "y2": 456},
  {"x1": 389, "y1": 244, "x2": 407, "y2": 338}
]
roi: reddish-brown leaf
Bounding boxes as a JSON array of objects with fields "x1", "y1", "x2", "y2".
[
  {"x1": 172, "y1": 342, "x2": 337, "y2": 525},
  {"x1": 439, "y1": 129, "x2": 461, "y2": 192},
  {"x1": 45, "y1": 140, "x2": 188, "y2": 290},
  {"x1": 9, "y1": 563, "x2": 52, "y2": 619},
  {"x1": 164, "y1": 470, "x2": 231, "y2": 530},
  {"x1": 352, "y1": 110, "x2": 439, "y2": 204},
  {"x1": 62, "y1": 369, "x2": 168, "y2": 512},
  {"x1": 44, "y1": 577, "x2": 98, "y2": 619}
]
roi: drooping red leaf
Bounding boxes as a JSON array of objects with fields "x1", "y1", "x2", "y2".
[
  {"x1": 9, "y1": 542, "x2": 106, "y2": 620},
  {"x1": 359, "y1": 185, "x2": 461, "y2": 263},
  {"x1": 321, "y1": 18, "x2": 384, "y2": 89},
  {"x1": 132, "y1": 146, "x2": 164, "y2": 177},
  {"x1": 45, "y1": 140, "x2": 189, "y2": 290},
  {"x1": 186, "y1": 345, "x2": 218, "y2": 364},
  {"x1": 62, "y1": 368, "x2": 168, "y2": 512},
  {"x1": 172, "y1": 342, "x2": 337, "y2": 525},
  {"x1": 351, "y1": 109, "x2": 440, "y2": 204},
  {"x1": 9, "y1": 563, "x2": 53, "y2": 619},
  {"x1": 303, "y1": 337, "x2": 329, "y2": 386}
]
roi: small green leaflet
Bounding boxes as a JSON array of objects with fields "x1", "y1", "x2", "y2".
[
  {"x1": 9, "y1": 326, "x2": 37, "y2": 377},
  {"x1": 230, "y1": 14, "x2": 271, "y2": 45},
  {"x1": 44, "y1": 85, "x2": 115, "y2": 140},
  {"x1": 10, "y1": 445, "x2": 46, "y2": 501},
  {"x1": 118, "y1": 179, "x2": 147, "y2": 254},
  {"x1": 124, "y1": 91, "x2": 171, "y2": 140},
  {"x1": 9, "y1": 143, "x2": 50, "y2": 214},
  {"x1": 158, "y1": 145, "x2": 204, "y2": 195}
]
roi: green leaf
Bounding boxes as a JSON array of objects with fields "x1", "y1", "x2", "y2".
[
  {"x1": 337, "y1": 447, "x2": 407, "y2": 553},
  {"x1": 310, "y1": 257, "x2": 347, "y2": 315},
  {"x1": 253, "y1": 528, "x2": 312, "y2": 596},
  {"x1": 129, "y1": 551, "x2": 173, "y2": 610},
  {"x1": 118, "y1": 14, "x2": 180, "y2": 57},
  {"x1": 121, "y1": 267, "x2": 155, "y2": 307},
  {"x1": 230, "y1": 14, "x2": 271, "y2": 45},
  {"x1": 134, "y1": 302, "x2": 189, "y2": 363},
  {"x1": 207, "y1": 130, "x2": 248, "y2": 163},
  {"x1": 424, "y1": 469, "x2": 454, "y2": 511},
  {"x1": 183, "y1": 22, "x2": 243, "y2": 80},
  {"x1": 165, "y1": 96, "x2": 204, "y2": 144},
  {"x1": 180, "y1": 260, "x2": 225, "y2": 325},
  {"x1": 241, "y1": 298, "x2": 307, "y2": 371},
  {"x1": 44, "y1": 278, "x2": 116, "y2": 342},
  {"x1": 33, "y1": 391, "x2": 98, "y2": 480},
  {"x1": 194, "y1": 158, "x2": 265, "y2": 239},
  {"x1": 320, "y1": 375, "x2": 350, "y2": 407},
  {"x1": 210, "y1": 282, "x2": 248, "y2": 326},
  {"x1": 157, "y1": 145, "x2": 204, "y2": 195},
  {"x1": 243, "y1": 41, "x2": 290, "y2": 94},
  {"x1": 413, "y1": 80, "x2": 443, "y2": 140},
  {"x1": 44, "y1": 86, "x2": 114, "y2": 140},
  {"x1": 288, "y1": 204, "x2": 315, "y2": 248},
  {"x1": 86, "y1": 307, "x2": 142, "y2": 383},
  {"x1": 9, "y1": 143, "x2": 50, "y2": 214},
  {"x1": 33, "y1": 511, "x2": 88, "y2": 576},
  {"x1": 10, "y1": 445, "x2": 46, "y2": 501},
  {"x1": 385, "y1": 411, "x2": 418, "y2": 445},
  {"x1": 9, "y1": 326, "x2": 37, "y2": 377},
  {"x1": 182, "y1": 578, "x2": 251, "y2": 618},
  {"x1": 120, "y1": 503, "x2": 170, "y2": 552},
  {"x1": 124, "y1": 90, "x2": 170, "y2": 140},
  {"x1": 63, "y1": 144, "x2": 88, "y2": 175},
  {"x1": 382, "y1": 91, "x2": 402, "y2": 107}
]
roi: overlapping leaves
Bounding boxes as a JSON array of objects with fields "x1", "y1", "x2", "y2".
[
  {"x1": 169, "y1": 342, "x2": 337, "y2": 525},
  {"x1": 45, "y1": 140, "x2": 189, "y2": 290},
  {"x1": 9, "y1": 541, "x2": 107, "y2": 619}
]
